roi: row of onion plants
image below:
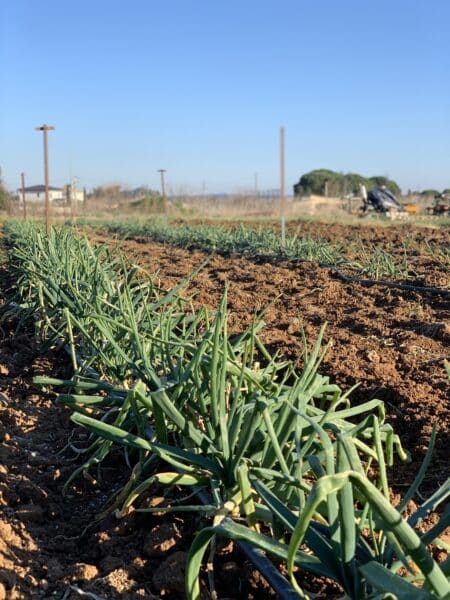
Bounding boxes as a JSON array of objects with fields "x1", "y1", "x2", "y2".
[
  {"x1": 3, "y1": 221, "x2": 449, "y2": 599},
  {"x1": 78, "y1": 218, "x2": 425, "y2": 280}
]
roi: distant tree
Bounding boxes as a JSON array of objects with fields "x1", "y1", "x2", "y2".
[
  {"x1": 293, "y1": 169, "x2": 401, "y2": 197},
  {"x1": 128, "y1": 186, "x2": 160, "y2": 199},
  {"x1": 293, "y1": 169, "x2": 344, "y2": 196},
  {"x1": 130, "y1": 191, "x2": 164, "y2": 213},
  {"x1": 0, "y1": 168, "x2": 11, "y2": 210},
  {"x1": 420, "y1": 189, "x2": 440, "y2": 197},
  {"x1": 345, "y1": 173, "x2": 372, "y2": 195},
  {"x1": 368, "y1": 176, "x2": 401, "y2": 196},
  {"x1": 91, "y1": 185, "x2": 123, "y2": 199}
]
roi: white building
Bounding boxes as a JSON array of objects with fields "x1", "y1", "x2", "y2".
[
  {"x1": 18, "y1": 185, "x2": 84, "y2": 205},
  {"x1": 63, "y1": 184, "x2": 84, "y2": 205},
  {"x1": 18, "y1": 185, "x2": 64, "y2": 204}
]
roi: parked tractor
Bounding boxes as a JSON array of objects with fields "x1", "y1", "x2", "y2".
[
  {"x1": 428, "y1": 193, "x2": 450, "y2": 216},
  {"x1": 360, "y1": 186, "x2": 406, "y2": 217}
]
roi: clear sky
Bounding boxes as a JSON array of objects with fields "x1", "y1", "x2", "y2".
[{"x1": 1, "y1": 0, "x2": 449, "y2": 194}]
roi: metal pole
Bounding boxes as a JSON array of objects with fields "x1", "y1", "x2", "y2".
[
  {"x1": 158, "y1": 169, "x2": 167, "y2": 214},
  {"x1": 279, "y1": 126, "x2": 286, "y2": 247},
  {"x1": 70, "y1": 180, "x2": 73, "y2": 219},
  {"x1": 21, "y1": 172, "x2": 27, "y2": 220},
  {"x1": 158, "y1": 169, "x2": 166, "y2": 197},
  {"x1": 71, "y1": 176, "x2": 78, "y2": 219},
  {"x1": 35, "y1": 124, "x2": 55, "y2": 235},
  {"x1": 43, "y1": 127, "x2": 50, "y2": 233}
]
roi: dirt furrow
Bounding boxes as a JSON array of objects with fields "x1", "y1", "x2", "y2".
[{"x1": 88, "y1": 231, "x2": 450, "y2": 490}]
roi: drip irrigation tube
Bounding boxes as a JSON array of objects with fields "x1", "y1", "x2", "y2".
[
  {"x1": 5, "y1": 274, "x2": 302, "y2": 597},
  {"x1": 192, "y1": 489, "x2": 300, "y2": 599},
  {"x1": 236, "y1": 543, "x2": 301, "y2": 599},
  {"x1": 332, "y1": 269, "x2": 450, "y2": 296},
  {"x1": 94, "y1": 229, "x2": 450, "y2": 298},
  {"x1": 63, "y1": 346, "x2": 300, "y2": 599}
]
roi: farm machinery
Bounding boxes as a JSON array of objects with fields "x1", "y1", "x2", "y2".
[
  {"x1": 360, "y1": 187, "x2": 450, "y2": 218},
  {"x1": 360, "y1": 186, "x2": 407, "y2": 218},
  {"x1": 427, "y1": 193, "x2": 450, "y2": 216}
]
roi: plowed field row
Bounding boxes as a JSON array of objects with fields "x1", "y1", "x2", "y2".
[{"x1": 87, "y1": 227, "x2": 450, "y2": 489}]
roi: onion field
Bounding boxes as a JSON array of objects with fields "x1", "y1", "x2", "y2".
[{"x1": 0, "y1": 219, "x2": 449, "y2": 600}]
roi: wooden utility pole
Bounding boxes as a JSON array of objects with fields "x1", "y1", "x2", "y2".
[
  {"x1": 71, "y1": 176, "x2": 78, "y2": 219},
  {"x1": 158, "y1": 169, "x2": 167, "y2": 214},
  {"x1": 35, "y1": 124, "x2": 55, "y2": 235},
  {"x1": 21, "y1": 172, "x2": 27, "y2": 220},
  {"x1": 279, "y1": 126, "x2": 286, "y2": 247},
  {"x1": 157, "y1": 169, "x2": 166, "y2": 197}
]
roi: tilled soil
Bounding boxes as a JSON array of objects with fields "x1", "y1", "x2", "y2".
[
  {"x1": 0, "y1": 309, "x2": 159, "y2": 599},
  {"x1": 171, "y1": 218, "x2": 450, "y2": 255},
  {"x1": 88, "y1": 226, "x2": 450, "y2": 491},
  {"x1": 1, "y1": 221, "x2": 449, "y2": 599},
  {"x1": 0, "y1": 286, "x2": 283, "y2": 599}
]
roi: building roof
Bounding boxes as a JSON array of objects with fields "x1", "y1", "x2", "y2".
[{"x1": 21, "y1": 185, "x2": 62, "y2": 192}]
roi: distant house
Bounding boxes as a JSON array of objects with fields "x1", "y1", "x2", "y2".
[
  {"x1": 62, "y1": 184, "x2": 84, "y2": 204},
  {"x1": 18, "y1": 185, "x2": 64, "y2": 204}
]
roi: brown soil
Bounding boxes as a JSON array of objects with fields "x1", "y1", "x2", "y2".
[
  {"x1": 0, "y1": 277, "x2": 284, "y2": 599},
  {"x1": 171, "y1": 218, "x2": 450, "y2": 255},
  {"x1": 0, "y1": 308, "x2": 160, "y2": 599},
  {"x1": 1, "y1": 220, "x2": 448, "y2": 599},
  {"x1": 87, "y1": 224, "x2": 450, "y2": 491}
]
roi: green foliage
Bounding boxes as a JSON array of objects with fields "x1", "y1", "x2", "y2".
[
  {"x1": 129, "y1": 193, "x2": 165, "y2": 213},
  {"x1": 0, "y1": 168, "x2": 11, "y2": 211},
  {"x1": 369, "y1": 176, "x2": 401, "y2": 196},
  {"x1": 421, "y1": 189, "x2": 441, "y2": 197},
  {"x1": 346, "y1": 172, "x2": 371, "y2": 194},
  {"x1": 293, "y1": 169, "x2": 345, "y2": 196},
  {"x1": 81, "y1": 220, "x2": 423, "y2": 281},
  {"x1": 187, "y1": 423, "x2": 450, "y2": 600},
  {"x1": 5, "y1": 221, "x2": 449, "y2": 599},
  {"x1": 293, "y1": 169, "x2": 401, "y2": 197}
]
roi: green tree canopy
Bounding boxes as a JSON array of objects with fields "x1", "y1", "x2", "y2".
[
  {"x1": 0, "y1": 168, "x2": 11, "y2": 210},
  {"x1": 420, "y1": 189, "x2": 441, "y2": 197},
  {"x1": 293, "y1": 169, "x2": 401, "y2": 197}
]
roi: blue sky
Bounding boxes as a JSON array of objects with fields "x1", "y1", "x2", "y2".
[{"x1": 1, "y1": 0, "x2": 449, "y2": 194}]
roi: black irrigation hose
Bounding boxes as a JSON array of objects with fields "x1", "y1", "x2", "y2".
[
  {"x1": 237, "y1": 543, "x2": 301, "y2": 599},
  {"x1": 97, "y1": 229, "x2": 450, "y2": 298},
  {"x1": 17, "y1": 227, "x2": 448, "y2": 598},
  {"x1": 332, "y1": 269, "x2": 450, "y2": 297},
  {"x1": 193, "y1": 489, "x2": 300, "y2": 600},
  {"x1": 64, "y1": 345, "x2": 301, "y2": 599},
  {"x1": 5, "y1": 231, "x2": 301, "y2": 599}
]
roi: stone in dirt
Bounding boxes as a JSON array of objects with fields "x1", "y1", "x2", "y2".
[
  {"x1": 90, "y1": 567, "x2": 141, "y2": 594},
  {"x1": 98, "y1": 555, "x2": 125, "y2": 575},
  {"x1": 14, "y1": 504, "x2": 45, "y2": 524},
  {"x1": 16, "y1": 481, "x2": 48, "y2": 504},
  {"x1": 152, "y1": 551, "x2": 187, "y2": 594},
  {"x1": 143, "y1": 521, "x2": 182, "y2": 558},
  {"x1": 63, "y1": 562, "x2": 100, "y2": 584}
]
